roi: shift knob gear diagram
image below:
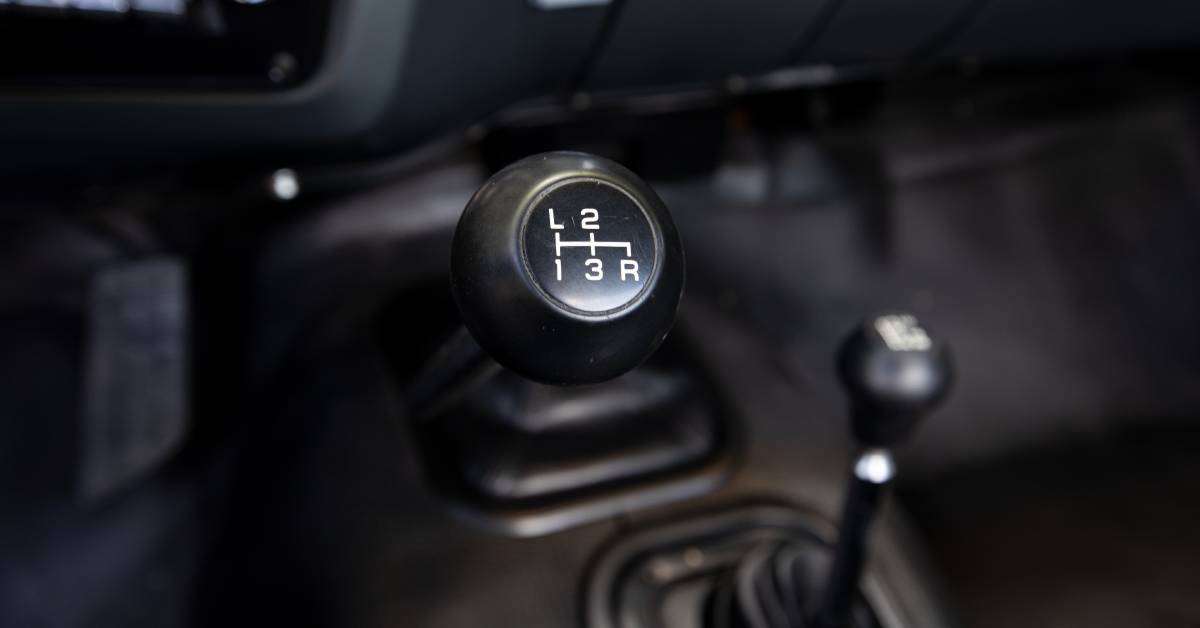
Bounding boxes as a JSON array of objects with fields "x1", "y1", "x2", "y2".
[{"x1": 523, "y1": 179, "x2": 657, "y2": 313}]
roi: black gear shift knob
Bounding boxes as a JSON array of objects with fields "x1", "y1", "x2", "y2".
[
  {"x1": 837, "y1": 313, "x2": 953, "y2": 447},
  {"x1": 451, "y1": 151, "x2": 685, "y2": 386},
  {"x1": 815, "y1": 312, "x2": 953, "y2": 628}
]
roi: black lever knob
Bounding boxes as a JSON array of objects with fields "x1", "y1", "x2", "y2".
[
  {"x1": 837, "y1": 313, "x2": 953, "y2": 447},
  {"x1": 816, "y1": 312, "x2": 953, "y2": 628},
  {"x1": 451, "y1": 151, "x2": 685, "y2": 386}
]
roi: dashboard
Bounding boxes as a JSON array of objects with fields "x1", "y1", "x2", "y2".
[{"x1": 2, "y1": 0, "x2": 1200, "y2": 171}]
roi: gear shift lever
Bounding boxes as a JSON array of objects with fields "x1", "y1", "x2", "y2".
[
  {"x1": 452, "y1": 151, "x2": 684, "y2": 385},
  {"x1": 408, "y1": 152, "x2": 685, "y2": 416},
  {"x1": 816, "y1": 313, "x2": 953, "y2": 628}
]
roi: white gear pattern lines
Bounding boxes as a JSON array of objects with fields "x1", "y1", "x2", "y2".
[
  {"x1": 522, "y1": 179, "x2": 656, "y2": 313},
  {"x1": 546, "y1": 207, "x2": 640, "y2": 284}
]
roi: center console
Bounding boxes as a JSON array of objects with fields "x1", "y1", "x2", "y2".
[{"x1": 254, "y1": 151, "x2": 960, "y2": 628}]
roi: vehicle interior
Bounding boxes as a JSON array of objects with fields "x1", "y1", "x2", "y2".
[{"x1": 3, "y1": 1, "x2": 1200, "y2": 627}]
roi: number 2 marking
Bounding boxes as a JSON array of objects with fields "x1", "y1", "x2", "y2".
[
  {"x1": 580, "y1": 208, "x2": 599, "y2": 230},
  {"x1": 584, "y1": 258, "x2": 603, "y2": 280}
]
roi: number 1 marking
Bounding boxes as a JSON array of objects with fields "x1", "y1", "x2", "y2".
[{"x1": 555, "y1": 258, "x2": 562, "y2": 281}]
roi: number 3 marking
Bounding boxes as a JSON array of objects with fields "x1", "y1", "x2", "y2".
[
  {"x1": 580, "y1": 208, "x2": 599, "y2": 230},
  {"x1": 584, "y1": 258, "x2": 603, "y2": 281}
]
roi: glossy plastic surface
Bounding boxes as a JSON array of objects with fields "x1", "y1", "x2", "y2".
[
  {"x1": 838, "y1": 313, "x2": 953, "y2": 447},
  {"x1": 451, "y1": 151, "x2": 684, "y2": 385}
]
